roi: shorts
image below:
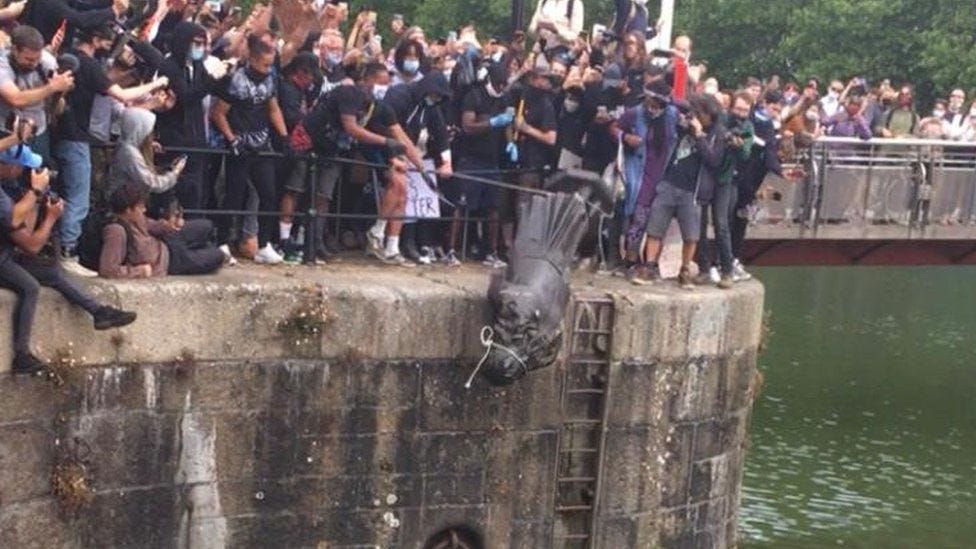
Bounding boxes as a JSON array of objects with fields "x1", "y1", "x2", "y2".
[
  {"x1": 645, "y1": 180, "x2": 701, "y2": 241},
  {"x1": 446, "y1": 157, "x2": 499, "y2": 213},
  {"x1": 284, "y1": 158, "x2": 341, "y2": 200}
]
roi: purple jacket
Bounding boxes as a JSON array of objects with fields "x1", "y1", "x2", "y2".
[{"x1": 827, "y1": 112, "x2": 872, "y2": 140}]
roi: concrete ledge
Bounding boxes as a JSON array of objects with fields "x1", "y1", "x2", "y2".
[{"x1": 0, "y1": 260, "x2": 763, "y2": 373}]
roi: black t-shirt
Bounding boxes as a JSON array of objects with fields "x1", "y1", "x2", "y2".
[
  {"x1": 216, "y1": 67, "x2": 277, "y2": 144},
  {"x1": 664, "y1": 133, "x2": 703, "y2": 192},
  {"x1": 517, "y1": 88, "x2": 557, "y2": 169},
  {"x1": 456, "y1": 85, "x2": 509, "y2": 165},
  {"x1": 279, "y1": 79, "x2": 316, "y2": 133},
  {"x1": 57, "y1": 50, "x2": 112, "y2": 143},
  {"x1": 0, "y1": 186, "x2": 14, "y2": 262},
  {"x1": 303, "y1": 85, "x2": 370, "y2": 152}
]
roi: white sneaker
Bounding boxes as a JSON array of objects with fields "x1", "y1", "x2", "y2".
[
  {"x1": 482, "y1": 252, "x2": 507, "y2": 269},
  {"x1": 62, "y1": 256, "x2": 98, "y2": 278},
  {"x1": 365, "y1": 230, "x2": 384, "y2": 258},
  {"x1": 380, "y1": 252, "x2": 416, "y2": 268},
  {"x1": 732, "y1": 259, "x2": 752, "y2": 282},
  {"x1": 254, "y1": 243, "x2": 284, "y2": 265},
  {"x1": 442, "y1": 249, "x2": 461, "y2": 268},
  {"x1": 708, "y1": 266, "x2": 721, "y2": 284},
  {"x1": 417, "y1": 246, "x2": 434, "y2": 265},
  {"x1": 219, "y1": 244, "x2": 238, "y2": 267}
]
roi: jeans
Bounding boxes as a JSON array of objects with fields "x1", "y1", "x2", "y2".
[
  {"x1": 0, "y1": 254, "x2": 100, "y2": 354},
  {"x1": 220, "y1": 155, "x2": 276, "y2": 247},
  {"x1": 697, "y1": 183, "x2": 737, "y2": 276},
  {"x1": 54, "y1": 140, "x2": 92, "y2": 250}
]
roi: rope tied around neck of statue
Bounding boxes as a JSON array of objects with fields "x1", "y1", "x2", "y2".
[{"x1": 464, "y1": 326, "x2": 528, "y2": 389}]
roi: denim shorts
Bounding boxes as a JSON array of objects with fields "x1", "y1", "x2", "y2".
[{"x1": 645, "y1": 180, "x2": 701, "y2": 241}]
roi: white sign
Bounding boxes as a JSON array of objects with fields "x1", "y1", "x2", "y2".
[{"x1": 406, "y1": 160, "x2": 440, "y2": 220}]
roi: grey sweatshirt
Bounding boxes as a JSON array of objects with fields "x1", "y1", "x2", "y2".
[{"x1": 105, "y1": 108, "x2": 180, "y2": 197}]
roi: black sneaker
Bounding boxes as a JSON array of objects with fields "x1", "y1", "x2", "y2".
[
  {"x1": 12, "y1": 352, "x2": 45, "y2": 376},
  {"x1": 93, "y1": 306, "x2": 138, "y2": 331}
]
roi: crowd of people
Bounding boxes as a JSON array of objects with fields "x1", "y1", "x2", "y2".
[{"x1": 1, "y1": 0, "x2": 974, "y2": 374}]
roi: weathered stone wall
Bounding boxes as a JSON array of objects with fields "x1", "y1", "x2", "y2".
[{"x1": 0, "y1": 265, "x2": 763, "y2": 548}]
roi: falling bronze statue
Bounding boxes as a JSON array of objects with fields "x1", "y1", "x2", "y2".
[{"x1": 466, "y1": 169, "x2": 615, "y2": 387}]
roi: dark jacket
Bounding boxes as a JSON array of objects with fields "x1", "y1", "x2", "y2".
[
  {"x1": 23, "y1": 0, "x2": 115, "y2": 44},
  {"x1": 735, "y1": 108, "x2": 782, "y2": 197},
  {"x1": 155, "y1": 22, "x2": 217, "y2": 148},
  {"x1": 385, "y1": 74, "x2": 451, "y2": 163}
]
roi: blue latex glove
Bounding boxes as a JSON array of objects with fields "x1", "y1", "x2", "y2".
[
  {"x1": 506, "y1": 141, "x2": 519, "y2": 163},
  {"x1": 490, "y1": 112, "x2": 515, "y2": 128}
]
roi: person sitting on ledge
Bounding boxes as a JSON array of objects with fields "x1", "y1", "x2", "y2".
[
  {"x1": 0, "y1": 147, "x2": 137, "y2": 375},
  {"x1": 99, "y1": 182, "x2": 224, "y2": 279}
]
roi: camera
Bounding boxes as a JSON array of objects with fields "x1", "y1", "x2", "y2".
[{"x1": 598, "y1": 31, "x2": 620, "y2": 46}]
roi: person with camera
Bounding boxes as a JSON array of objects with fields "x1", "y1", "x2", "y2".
[
  {"x1": 730, "y1": 90, "x2": 784, "y2": 280},
  {"x1": 0, "y1": 148, "x2": 137, "y2": 375},
  {"x1": 54, "y1": 25, "x2": 170, "y2": 275},
  {"x1": 631, "y1": 93, "x2": 730, "y2": 288},
  {"x1": 694, "y1": 91, "x2": 754, "y2": 289},
  {"x1": 0, "y1": 26, "x2": 75, "y2": 164}
]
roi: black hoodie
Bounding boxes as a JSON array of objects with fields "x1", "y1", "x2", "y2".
[
  {"x1": 156, "y1": 22, "x2": 217, "y2": 148},
  {"x1": 385, "y1": 74, "x2": 451, "y2": 163}
]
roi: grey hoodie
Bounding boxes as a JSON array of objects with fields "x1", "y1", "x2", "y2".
[{"x1": 105, "y1": 108, "x2": 180, "y2": 197}]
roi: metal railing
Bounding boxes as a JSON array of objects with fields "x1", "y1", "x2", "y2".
[
  {"x1": 751, "y1": 137, "x2": 976, "y2": 239},
  {"x1": 92, "y1": 143, "x2": 555, "y2": 264}
]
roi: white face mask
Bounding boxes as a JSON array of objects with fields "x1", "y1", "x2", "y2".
[
  {"x1": 564, "y1": 99, "x2": 580, "y2": 113},
  {"x1": 805, "y1": 111, "x2": 819, "y2": 122},
  {"x1": 372, "y1": 84, "x2": 389, "y2": 101},
  {"x1": 933, "y1": 109, "x2": 946, "y2": 119},
  {"x1": 827, "y1": 91, "x2": 839, "y2": 100}
]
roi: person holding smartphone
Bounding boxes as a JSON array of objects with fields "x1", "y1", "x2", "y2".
[{"x1": 0, "y1": 154, "x2": 137, "y2": 375}]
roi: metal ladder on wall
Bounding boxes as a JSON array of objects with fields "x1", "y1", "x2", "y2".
[{"x1": 551, "y1": 295, "x2": 615, "y2": 548}]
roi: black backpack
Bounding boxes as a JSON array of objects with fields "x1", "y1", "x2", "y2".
[{"x1": 77, "y1": 210, "x2": 132, "y2": 272}]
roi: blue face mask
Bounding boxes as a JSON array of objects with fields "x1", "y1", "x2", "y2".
[
  {"x1": 403, "y1": 59, "x2": 420, "y2": 75},
  {"x1": 190, "y1": 45, "x2": 206, "y2": 62},
  {"x1": 325, "y1": 51, "x2": 343, "y2": 68}
]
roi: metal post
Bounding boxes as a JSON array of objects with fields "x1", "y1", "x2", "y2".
[
  {"x1": 511, "y1": 0, "x2": 526, "y2": 37},
  {"x1": 304, "y1": 153, "x2": 319, "y2": 265}
]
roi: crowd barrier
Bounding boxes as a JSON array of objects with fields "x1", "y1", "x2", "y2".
[{"x1": 753, "y1": 137, "x2": 976, "y2": 240}]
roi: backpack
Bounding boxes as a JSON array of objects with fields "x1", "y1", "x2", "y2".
[{"x1": 77, "y1": 210, "x2": 133, "y2": 272}]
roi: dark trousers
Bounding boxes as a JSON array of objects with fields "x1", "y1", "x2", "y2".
[
  {"x1": 164, "y1": 219, "x2": 224, "y2": 276},
  {"x1": 731, "y1": 178, "x2": 762, "y2": 260},
  {"x1": 175, "y1": 153, "x2": 206, "y2": 211},
  {"x1": 221, "y1": 154, "x2": 277, "y2": 246},
  {"x1": 0, "y1": 254, "x2": 100, "y2": 354},
  {"x1": 697, "y1": 183, "x2": 737, "y2": 275}
]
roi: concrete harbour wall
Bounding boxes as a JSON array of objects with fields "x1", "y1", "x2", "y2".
[{"x1": 0, "y1": 264, "x2": 763, "y2": 548}]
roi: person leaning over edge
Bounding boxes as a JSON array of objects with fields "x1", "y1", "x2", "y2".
[{"x1": 0, "y1": 144, "x2": 136, "y2": 376}]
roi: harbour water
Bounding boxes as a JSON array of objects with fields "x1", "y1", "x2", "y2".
[{"x1": 740, "y1": 267, "x2": 976, "y2": 548}]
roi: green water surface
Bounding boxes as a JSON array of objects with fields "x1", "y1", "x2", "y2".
[{"x1": 741, "y1": 267, "x2": 976, "y2": 549}]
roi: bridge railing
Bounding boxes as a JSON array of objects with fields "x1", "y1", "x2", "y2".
[{"x1": 752, "y1": 137, "x2": 976, "y2": 239}]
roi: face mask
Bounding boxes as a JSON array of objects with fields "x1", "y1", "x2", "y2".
[
  {"x1": 933, "y1": 109, "x2": 946, "y2": 118},
  {"x1": 372, "y1": 84, "x2": 389, "y2": 101},
  {"x1": 486, "y1": 80, "x2": 505, "y2": 98},
  {"x1": 564, "y1": 99, "x2": 580, "y2": 113},
  {"x1": 442, "y1": 68, "x2": 453, "y2": 80},
  {"x1": 190, "y1": 45, "x2": 206, "y2": 62},
  {"x1": 491, "y1": 51, "x2": 503, "y2": 63},
  {"x1": 827, "y1": 91, "x2": 839, "y2": 100},
  {"x1": 402, "y1": 59, "x2": 420, "y2": 75},
  {"x1": 806, "y1": 111, "x2": 819, "y2": 121},
  {"x1": 325, "y1": 51, "x2": 343, "y2": 68},
  {"x1": 634, "y1": 0, "x2": 648, "y2": 5}
]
